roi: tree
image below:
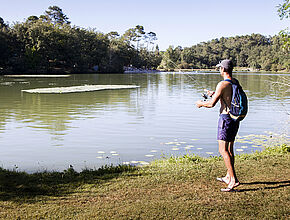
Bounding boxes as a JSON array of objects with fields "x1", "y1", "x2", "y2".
[
  {"x1": 0, "y1": 17, "x2": 8, "y2": 28},
  {"x1": 107, "y1": 31, "x2": 120, "y2": 40},
  {"x1": 122, "y1": 25, "x2": 146, "y2": 50},
  {"x1": 135, "y1": 25, "x2": 145, "y2": 50},
  {"x1": 159, "y1": 46, "x2": 183, "y2": 70},
  {"x1": 277, "y1": 0, "x2": 290, "y2": 19},
  {"x1": 44, "y1": 6, "x2": 71, "y2": 25},
  {"x1": 277, "y1": 0, "x2": 290, "y2": 51},
  {"x1": 146, "y1": 32, "x2": 157, "y2": 51},
  {"x1": 26, "y1": 16, "x2": 39, "y2": 23},
  {"x1": 122, "y1": 28, "x2": 138, "y2": 46}
]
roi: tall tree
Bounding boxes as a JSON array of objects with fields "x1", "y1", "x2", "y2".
[
  {"x1": 44, "y1": 6, "x2": 71, "y2": 25},
  {"x1": 0, "y1": 17, "x2": 7, "y2": 28},
  {"x1": 277, "y1": 0, "x2": 290, "y2": 19},
  {"x1": 146, "y1": 32, "x2": 157, "y2": 51},
  {"x1": 277, "y1": 0, "x2": 290, "y2": 51}
]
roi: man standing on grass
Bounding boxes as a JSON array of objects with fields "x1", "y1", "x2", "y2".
[{"x1": 195, "y1": 59, "x2": 240, "y2": 192}]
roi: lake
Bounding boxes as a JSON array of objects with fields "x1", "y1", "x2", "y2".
[{"x1": 0, "y1": 72, "x2": 289, "y2": 172}]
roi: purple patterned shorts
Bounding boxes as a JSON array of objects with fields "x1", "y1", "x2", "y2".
[{"x1": 217, "y1": 114, "x2": 240, "y2": 142}]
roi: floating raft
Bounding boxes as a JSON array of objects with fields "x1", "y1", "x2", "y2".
[
  {"x1": 22, "y1": 85, "x2": 140, "y2": 94},
  {"x1": 4, "y1": 75, "x2": 70, "y2": 78}
]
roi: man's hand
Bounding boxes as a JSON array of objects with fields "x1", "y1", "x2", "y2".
[{"x1": 195, "y1": 100, "x2": 203, "y2": 108}]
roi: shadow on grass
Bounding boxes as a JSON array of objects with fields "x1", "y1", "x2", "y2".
[
  {"x1": 0, "y1": 165, "x2": 139, "y2": 202},
  {"x1": 237, "y1": 180, "x2": 290, "y2": 192}
]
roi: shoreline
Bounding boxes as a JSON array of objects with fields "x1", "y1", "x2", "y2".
[
  {"x1": 0, "y1": 144, "x2": 289, "y2": 219},
  {"x1": 0, "y1": 144, "x2": 288, "y2": 174},
  {"x1": 1, "y1": 69, "x2": 290, "y2": 75}
]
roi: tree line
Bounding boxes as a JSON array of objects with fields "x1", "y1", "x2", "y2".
[
  {"x1": 160, "y1": 34, "x2": 289, "y2": 72},
  {"x1": 0, "y1": 5, "x2": 289, "y2": 74},
  {"x1": 0, "y1": 6, "x2": 161, "y2": 74}
]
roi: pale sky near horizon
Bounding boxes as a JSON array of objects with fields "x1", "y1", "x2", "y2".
[{"x1": 0, "y1": 0, "x2": 289, "y2": 50}]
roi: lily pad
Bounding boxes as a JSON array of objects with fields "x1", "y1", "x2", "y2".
[
  {"x1": 97, "y1": 151, "x2": 105, "y2": 154},
  {"x1": 139, "y1": 161, "x2": 150, "y2": 165}
]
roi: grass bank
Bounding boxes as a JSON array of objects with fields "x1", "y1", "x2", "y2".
[{"x1": 0, "y1": 145, "x2": 289, "y2": 219}]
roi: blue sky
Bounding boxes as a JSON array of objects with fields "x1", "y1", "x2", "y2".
[{"x1": 1, "y1": 0, "x2": 289, "y2": 50}]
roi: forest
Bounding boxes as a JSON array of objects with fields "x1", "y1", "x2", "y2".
[{"x1": 0, "y1": 6, "x2": 289, "y2": 74}]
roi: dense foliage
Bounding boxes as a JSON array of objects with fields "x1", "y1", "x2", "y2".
[
  {"x1": 0, "y1": 6, "x2": 161, "y2": 74},
  {"x1": 0, "y1": 6, "x2": 289, "y2": 74},
  {"x1": 159, "y1": 34, "x2": 289, "y2": 71}
]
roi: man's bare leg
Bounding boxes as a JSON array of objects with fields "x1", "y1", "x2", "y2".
[
  {"x1": 218, "y1": 140, "x2": 239, "y2": 189},
  {"x1": 228, "y1": 141, "x2": 239, "y2": 183},
  {"x1": 222, "y1": 142, "x2": 238, "y2": 182}
]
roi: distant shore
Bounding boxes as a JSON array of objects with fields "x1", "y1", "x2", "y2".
[
  {"x1": 1, "y1": 68, "x2": 289, "y2": 75},
  {"x1": 157, "y1": 68, "x2": 290, "y2": 74}
]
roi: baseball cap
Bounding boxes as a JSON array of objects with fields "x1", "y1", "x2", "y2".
[{"x1": 216, "y1": 59, "x2": 233, "y2": 70}]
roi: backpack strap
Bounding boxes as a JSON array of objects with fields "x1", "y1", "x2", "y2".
[
  {"x1": 222, "y1": 79, "x2": 233, "y2": 112},
  {"x1": 224, "y1": 78, "x2": 241, "y2": 86},
  {"x1": 224, "y1": 79, "x2": 232, "y2": 83}
]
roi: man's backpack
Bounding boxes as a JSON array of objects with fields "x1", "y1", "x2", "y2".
[{"x1": 224, "y1": 79, "x2": 248, "y2": 122}]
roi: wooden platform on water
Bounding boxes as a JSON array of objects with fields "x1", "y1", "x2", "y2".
[{"x1": 22, "y1": 85, "x2": 140, "y2": 94}]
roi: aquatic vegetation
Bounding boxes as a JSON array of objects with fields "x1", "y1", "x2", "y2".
[
  {"x1": 0, "y1": 82, "x2": 15, "y2": 86},
  {"x1": 138, "y1": 161, "x2": 149, "y2": 165},
  {"x1": 184, "y1": 146, "x2": 192, "y2": 150},
  {"x1": 97, "y1": 151, "x2": 105, "y2": 154},
  {"x1": 22, "y1": 85, "x2": 140, "y2": 94},
  {"x1": 205, "y1": 152, "x2": 213, "y2": 154},
  {"x1": 5, "y1": 75, "x2": 70, "y2": 78},
  {"x1": 165, "y1": 142, "x2": 178, "y2": 145},
  {"x1": 236, "y1": 132, "x2": 289, "y2": 150}
]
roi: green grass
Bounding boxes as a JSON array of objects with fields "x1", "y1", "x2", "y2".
[{"x1": 0, "y1": 145, "x2": 289, "y2": 219}]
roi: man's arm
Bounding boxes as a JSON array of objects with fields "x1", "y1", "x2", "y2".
[{"x1": 196, "y1": 82, "x2": 224, "y2": 108}]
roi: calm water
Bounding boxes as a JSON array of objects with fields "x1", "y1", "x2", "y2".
[{"x1": 0, "y1": 72, "x2": 289, "y2": 172}]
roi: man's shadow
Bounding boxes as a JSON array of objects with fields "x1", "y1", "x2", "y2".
[{"x1": 236, "y1": 180, "x2": 290, "y2": 192}]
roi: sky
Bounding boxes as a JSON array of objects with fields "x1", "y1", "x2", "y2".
[{"x1": 0, "y1": 0, "x2": 289, "y2": 50}]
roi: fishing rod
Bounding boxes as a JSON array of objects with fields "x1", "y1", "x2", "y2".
[
  {"x1": 164, "y1": 55, "x2": 212, "y2": 100},
  {"x1": 164, "y1": 55, "x2": 197, "y2": 82}
]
